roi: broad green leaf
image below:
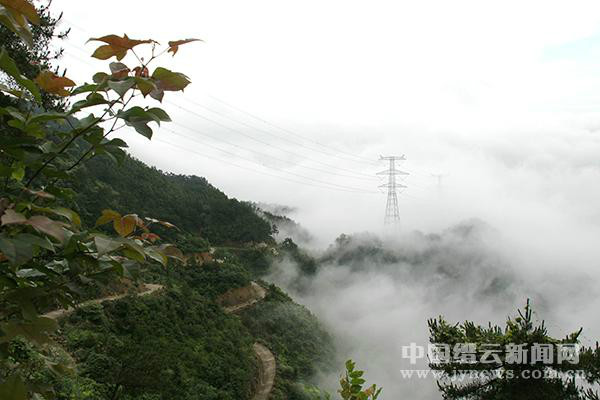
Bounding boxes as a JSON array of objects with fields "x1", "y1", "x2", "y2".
[
  {"x1": 152, "y1": 67, "x2": 191, "y2": 92},
  {"x1": 71, "y1": 83, "x2": 102, "y2": 95},
  {"x1": 106, "y1": 138, "x2": 127, "y2": 148},
  {"x1": 27, "y1": 111, "x2": 68, "y2": 124},
  {"x1": 0, "y1": 236, "x2": 33, "y2": 265},
  {"x1": 160, "y1": 244, "x2": 184, "y2": 262},
  {"x1": 145, "y1": 246, "x2": 167, "y2": 266},
  {"x1": 121, "y1": 240, "x2": 146, "y2": 261},
  {"x1": 7, "y1": 118, "x2": 26, "y2": 131},
  {"x1": 122, "y1": 247, "x2": 145, "y2": 262},
  {"x1": 3, "y1": 107, "x2": 25, "y2": 121},
  {"x1": 94, "y1": 235, "x2": 122, "y2": 256},
  {"x1": 11, "y1": 161, "x2": 24, "y2": 181},
  {"x1": 92, "y1": 72, "x2": 109, "y2": 84},
  {"x1": 117, "y1": 106, "x2": 162, "y2": 139},
  {"x1": 0, "y1": 374, "x2": 27, "y2": 400},
  {"x1": 107, "y1": 77, "x2": 135, "y2": 98},
  {"x1": 96, "y1": 140, "x2": 127, "y2": 164},
  {"x1": 71, "y1": 92, "x2": 110, "y2": 112},
  {"x1": 16, "y1": 233, "x2": 54, "y2": 252},
  {"x1": 0, "y1": 47, "x2": 40, "y2": 101},
  {"x1": 0, "y1": 316, "x2": 58, "y2": 345},
  {"x1": 147, "y1": 107, "x2": 171, "y2": 122},
  {"x1": 134, "y1": 76, "x2": 157, "y2": 97}
]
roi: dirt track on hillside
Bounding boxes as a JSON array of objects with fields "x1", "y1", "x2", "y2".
[
  {"x1": 252, "y1": 343, "x2": 276, "y2": 400},
  {"x1": 222, "y1": 281, "x2": 267, "y2": 313},
  {"x1": 43, "y1": 283, "x2": 164, "y2": 319},
  {"x1": 222, "y1": 282, "x2": 276, "y2": 400}
]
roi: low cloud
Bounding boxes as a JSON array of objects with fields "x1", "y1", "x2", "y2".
[{"x1": 267, "y1": 219, "x2": 600, "y2": 399}]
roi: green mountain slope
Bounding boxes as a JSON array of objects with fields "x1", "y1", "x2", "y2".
[{"x1": 71, "y1": 153, "x2": 274, "y2": 245}]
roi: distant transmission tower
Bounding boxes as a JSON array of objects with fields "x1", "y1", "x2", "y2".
[
  {"x1": 431, "y1": 173, "x2": 446, "y2": 196},
  {"x1": 377, "y1": 155, "x2": 408, "y2": 226}
]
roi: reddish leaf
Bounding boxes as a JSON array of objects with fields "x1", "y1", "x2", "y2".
[
  {"x1": 109, "y1": 62, "x2": 130, "y2": 79},
  {"x1": 1, "y1": 209, "x2": 27, "y2": 225},
  {"x1": 35, "y1": 70, "x2": 75, "y2": 97},
  {"x1": 133, "y1": 66, "x2": 149, "y2": 77},
  {"x1": 167, "y1": 38, "x2": 202, "y2": 56},
  {"x1": 88, "y1": 34, "x2": 156, "y2": 61},
  {"x1": 125, "y1": 213, "x2": 144, "y2": 227},
  {"x1": 26, "y1": 215, "x2": 66, "y2": 242},
  {"x1": 141, "y1": 232, "x2": 160, "y2": 242},
  {"x1": 149, "y1": 88, "x2": 164, "y2": 102}
]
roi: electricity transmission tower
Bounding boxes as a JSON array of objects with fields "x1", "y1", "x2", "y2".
[{"x1": 378, "y1": 155, "x2": 408, "y2": 226}]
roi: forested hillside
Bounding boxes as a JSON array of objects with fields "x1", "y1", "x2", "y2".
[
  {"x1": 46, "y1": 258, "x2": 336, "y2": 400},
  {"x1": 72, "y1": 153, "x2": 275, "y2": 245}
]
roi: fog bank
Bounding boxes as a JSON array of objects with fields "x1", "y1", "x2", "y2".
[{"x1": 267, "y1": 219, "x2": 600, "y2": 399}]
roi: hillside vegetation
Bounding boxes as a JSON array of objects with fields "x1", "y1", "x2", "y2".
[{"x1": 72, "y1": 154, "x2": 275, "y2": 246}]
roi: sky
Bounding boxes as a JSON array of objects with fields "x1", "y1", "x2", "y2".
[{"x1": 52, "y1": 0, "x2": 600, "y2": 247}]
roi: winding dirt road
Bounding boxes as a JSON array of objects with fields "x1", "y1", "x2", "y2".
[
  {"x1": 43, "y1": 283, "x2": 164, "y2": 319},
  {"x1": 252, "y1": 343, "x2": 276, "y2": 400},
  {"x1": 223, "y1": 281, "x2": 267, "y2": 313},
  {"x1": 222, "y1": 282, "x2": 276, "y2": 400}
]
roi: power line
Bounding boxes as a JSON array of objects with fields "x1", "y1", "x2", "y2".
[
  {"x1": 161, "y1": 127, "x2": 378, "y2": 193},
  {"x1": 187, "y1": 94, "x2": 380, "y2": 166},
  {"x1": 167, "y1": 101, "x2": 379, "y2": 179},
  {"x1": 153, "y1": 134, "x2": 379, "y2": 194},
  {"x1": 170, "y1": 121, "x2": 377, "y2": 181}
]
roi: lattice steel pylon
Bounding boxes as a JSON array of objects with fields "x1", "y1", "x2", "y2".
[{"x1": 377, "y1": 155, "x2": 408, "y2": 226}]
